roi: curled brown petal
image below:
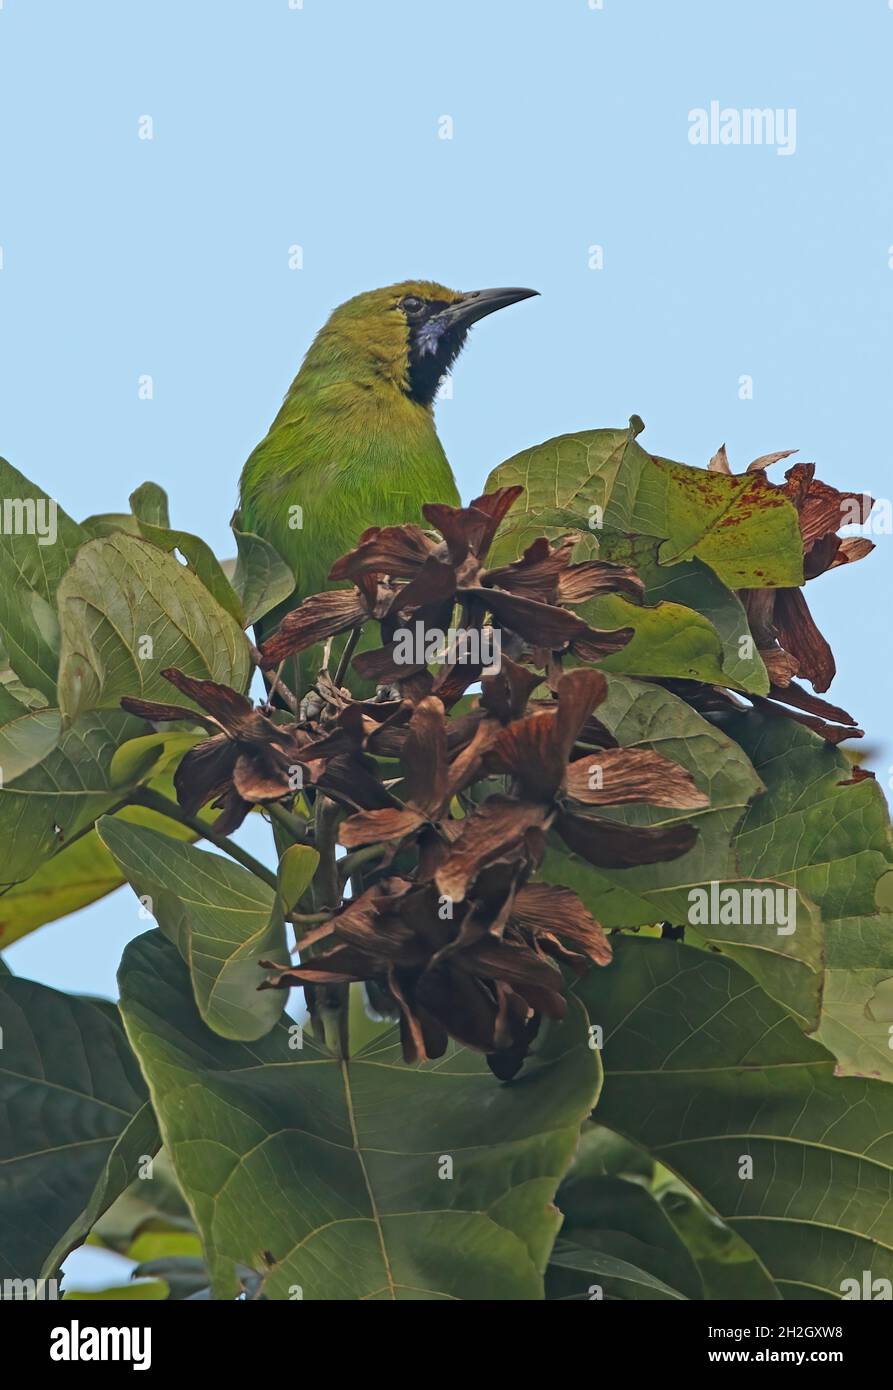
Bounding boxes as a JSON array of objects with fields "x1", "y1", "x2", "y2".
[
  {"x1": 119, "y1": 696, "x2": 220, "y2": 731},
  {"x1": 465, "y1": 485, "x2": 525, "y2": 553},
  {"x1": 831, "y1": 537, "x2": 875, "y2": 568},
  {"x1": 558, "y1": 561, "x2": 644, "y2": 605},
  {"x1": 803, "y1": 534, "x2": 841, "y2": 580},
  {"x1": 746, "y1": 449, "x2": 798, "y2": 473},
  {"x1": 485, "y1": 710, "x2": 568, "y2": 802},
  {"x1": 556, "y1": 809, "x2": 698, "y2": 869},
  {"x1": 773, "y1": 588, "x2": 835, "y2": 692},
  {"x1": 564, "y1": 747, "x2": 708, "y2": 809},
  {"x1": 572, "y1": 627, "x2": 636, "y2": 660},
  {"x1": 753, "y1": 682, "x2": 863, "y2": 743},
  {"x1": 485, "y1": 538, "x2": 576, "y2": 605},
  {"x1": 423, "y1": 485, "x2": 523, "y2": 566},
  {"x1": 338, "y1": 806, "x2": 425, "y2": 849},
  {"x1": 482, "y1": 588, "x2": 592, "y2": 647},
  {"x1": 837, "y1": 766, "x2": 875, "y2": 787},
  {"x1": 387, "y1": 557, "x2": 458, "y2": 614},
  {"x1": 760, "y1": 645, "x2": 800, "y2": 687},
  {"x1": 173, "y1": 735, "x2": 238, "y2": 816},
  {"x1": 159, "y1": 669, "x2": 254, "y2": 726},
  {"x1": 445, "y1": 716, "x2": 503, "y2": 797},
  {"x1": 511, "y1": 883, "x2": 612, "y2": 966},
  {"x1": 456, "y1": 937, "x2": 567, "y2": 1015},
  {"x1": 553, "y1": 669, "x2": 609, "y2": 760},
  {"x1": 259, "y1": 590, "x2": 369, "y2": 665},
  {"x1": 435, "y1": 797, "x2": 548, "y2": 903},
  {"x1": 480, "y1": 657, "x2": 543, "y2": 723},
  {"x1": 209, "y1": 785, "x2": 252, "y2": 837},
  {"x1": 316, "y1": 753, "x2": 400, "y2": 813},
  {"x1": 400, "y1": 697, "x2": 449, "y2": 816},
  {"x1": 415, "y1": 967, "x2": 501, "y2": 1053},
  {"x1": 485, "y1": 669, "x2": 608, "y2": 802},
  {"x1": 258, "y1": 946, "x2": 372, "y2": 988},
  {"x1": 232, "y1": 751, "x2": 292, "y2": 804},
  {"x1": 329, "y1": 524, "x2": 436, "y2": 582},
  {"x1": 389, "y1": 969, "x2": 448, "y2": 1064},
  {"x1": 783, "y1": 463, "x2": 873, "y2": 545}
]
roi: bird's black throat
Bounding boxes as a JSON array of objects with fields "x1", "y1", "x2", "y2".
[{"x1": 405, "y1": 300, "x2": 469, "y2": 407}]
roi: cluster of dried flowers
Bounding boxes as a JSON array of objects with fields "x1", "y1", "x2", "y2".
[
  {"x1": 122, "y1": 488, "x2": 707, "y2": 1077},
  {"x1": 707, "y1": 445, "x2": 873, "y2": 743},
  {"x1": 122, "y1": 464, "x2": 872, "y2": 1074}
]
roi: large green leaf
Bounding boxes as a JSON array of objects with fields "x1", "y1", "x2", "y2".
[
  {"x1": 0, "y1": 709, "x2": 145, "y2": 890},
  {"x1": 277, "y1": 843, "x2": 320, "y2": 912},
  {"x1": 731, "y1": 713, "x2": 893, "y2": 922},
  {"x1": 0, "y1": 979, "x2": 147, "y2": 1280},
  {"x1": 548, "y1": 1124, "x2": 778, "y2": 1299},
  {"x1": 98, "y1": 818, "x2": 285, "y2": 1042},
  {"x1": 817, "y1": 892, "x2": 893, "y2": 1082},
  {"x1": 576, "y1": 937, "x2": 893, "y2": 1299},
  {"x1": 546, "y1": 1239, "x2": 688, "y2": 1301},
  {"x1": 88, "y1": 1147, "x2": 195, "y2": 1256},
  {"x1": 586, "y1": 532, "x2": 769, "y2": 693},
  {"x1": 655, "y1": 1178, "x2": 780, "y2": 1299},
  {"x1": 79, "y1": 512, "x2": 142, "y2": 540},
  {"x1": 41, "y1": 1102, "x2": 161, "y2": 1279},
  {"x1": 129, "y1": 481, "x2": 171, "y2": 529},
  {"x1": 539, "y1": 676, "x2": 823, "y2": 1027},
  {"x1": 137, "y1": 520, "x2": 244, "y2": 625},
  {"x1": 56, "y1": 533, "x2": 250, "y2": 721},
  {"x1": 0, "y1": 459, "x2": 88, "y2": 700},
  {"x1": 0, "y1": 765, "x2": 212, "y2": 945},
  {"x1": 729, "y1": 714, "x2": 893, "y2": 1075},
  {"x1": 579, "y1": 593, "x2": 735, "y2": 687},
  {"x1": 230, "y1": 523, "x2": 295, "y2": 628},
  {"x1": 541, "y1": 677, "x2": 762, "y2": 920},
  {"x1": 485, "y1": 417, "x2": 803, "y2": 590},
  {"x1": 547, "y1": 1174, "x2": 701, "y2": 1300},
  {"x1": 118, "y1": 929, "x2": 602, "y2": 1300},
  {"x1": 0, "y1": 697, "x2": 62, "y2": 784}
]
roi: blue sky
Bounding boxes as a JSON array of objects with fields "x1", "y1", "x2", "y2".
[{"x1": 1, "y1": 0, "x2": 891, "y2": 1281}]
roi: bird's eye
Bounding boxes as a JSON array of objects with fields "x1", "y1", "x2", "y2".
[{"x1": 401, "y1": 296, "x2": 424, "y2": 315}]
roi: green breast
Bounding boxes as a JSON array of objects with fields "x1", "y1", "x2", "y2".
[{"x1": 239, "y1": 387, "x2": 460, "y2": 676}]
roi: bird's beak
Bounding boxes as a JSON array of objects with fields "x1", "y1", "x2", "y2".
[{"x1": 438, "y1": 286, "x2": 539, "y2": 329}]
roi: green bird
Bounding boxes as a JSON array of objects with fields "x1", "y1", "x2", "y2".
[{"x1": 238, "y1": 280, "x2": 538, "y2": 694}]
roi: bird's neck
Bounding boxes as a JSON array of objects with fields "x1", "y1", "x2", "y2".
[{"x1": 272, "y1": 358, "x2": 439, "y2": 442}]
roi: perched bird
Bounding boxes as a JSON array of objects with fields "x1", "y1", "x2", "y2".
[{"x1": 239, "y1": 280, "x2": 538, "y2": 693}]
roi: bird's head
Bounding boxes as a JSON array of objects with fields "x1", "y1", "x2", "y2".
[{"x1": 302, "y1": 280, "x2": 539, "y2": 406}]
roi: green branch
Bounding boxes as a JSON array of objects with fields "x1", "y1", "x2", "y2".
[{"x1": 132, "y1": 787, "x2": 278, "y2": 891}]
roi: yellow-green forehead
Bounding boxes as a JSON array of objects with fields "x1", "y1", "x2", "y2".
[
  {"x1": 335, "y1": 281, "x2": 463, "y2": 316},
  {"x1": 388, "y1": 279, "x2": 462, "y2": 303}
]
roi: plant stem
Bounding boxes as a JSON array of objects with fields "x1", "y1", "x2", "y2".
[
  {"x1": 313, "y1": 795, "x2": 341, "y2": 910},
  {"x1": 266, "y1": 802, "x2": 313, "y2": 844},
  {"x1": 132, "y1": 788, "x2": 278, "y2": 890},
  {"x1": 313, "y1": 794, "x2": 349, "y2": 1059},
  {"x1": 288, "y1": 910, "x2": 332, "y2": 926},
  {"x1": 333, "y1": 626, "x2": 362, "y2": 689},
  {"x1": 50, "y1": 795, "x2": 135, "y2": 857},
  {"x1": 338, "y1": 843, "x2": 385, "y2": 883},
  {"x1": 250, "y1": 645, "x2": 299, "y2": 715}
]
